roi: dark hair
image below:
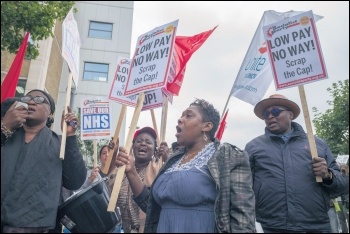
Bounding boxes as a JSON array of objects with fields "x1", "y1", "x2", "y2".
[
  {"x1": 1, "y1": 97, "x2": 20, "y2": 118},
  {"x1": 189, "y1": 98, "x2": 220, "y2": 141},
  {"x1": 99, "y1": 144, "x2": 109, "y2": 159}
]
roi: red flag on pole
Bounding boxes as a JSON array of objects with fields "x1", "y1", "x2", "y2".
[
  {"x1": 166, "y1": 26, "x2": 218, "y2": 96},
  {"x1": 1, "y1": 32, "x2": 30, "y2": 102},
  {"x1": 216, "y1": 109, "x2": 229, "y2": 141}
]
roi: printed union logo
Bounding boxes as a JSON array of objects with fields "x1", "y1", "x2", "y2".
[
  {"x1": 165, "y1": 25, "x2": 174, "y2": 33},
  {"x1": 83, "y1": 100, "x2": 101, "y2": 106},
  {"x1": 120, "y1": 59, "x2": 130, "y2": 65},
  {"x1": 300, "y1": 16, "x2": 310, "y2": 26},
  {"x1": 266, "y1": 26, "x2": 273, "y2": 39},
  {"x1": 138, "y1": 29, "x2": 165, "y2": 45},
  {"x1": 258, "y1": 42, "x2": 267, "y2": 54}
]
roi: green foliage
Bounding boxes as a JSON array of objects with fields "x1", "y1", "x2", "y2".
[
  {"x1": 312, "y1": 79, "x2": 349, "y2": 155},
  {"x1": 1, "y1": 1, "x2": 75, "y2": 59}
]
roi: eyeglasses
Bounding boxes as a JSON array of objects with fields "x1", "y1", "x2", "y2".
[
  {"x1": 262, "y1": 108, "x2": 288, "y2": 119},
  {"x1": 20, "y1": 96, "x2": 50, "y2": 106}
]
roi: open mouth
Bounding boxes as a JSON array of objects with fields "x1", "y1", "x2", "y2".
[
  {"x1": 175, "y1": 126, "x2": 182, "y2": 138},
  {"x1": 138, "y1": 148, "x2": 147, "y2": 154},
  {"x1": 176, "y1": 126, "x2": 182, "y2": 133},
  {"x1": 28, "y1": 107, "x2": 36, "y2": 112}
]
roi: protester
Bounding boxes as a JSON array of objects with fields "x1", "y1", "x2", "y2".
[
  {"x1": 1, "y1": 89, "x2": 86, "y2": 233},
  {"x1": 338, "y1": 164, "x2": 349, "y2": 233},
  {"x1": 108, "y1": 126, "x2": 158, "y2": 233},
  {"x1": 115, "y1": 98, "x2": 256, "y2": 232},
  {"x1": 328, "y1": 199, "x2": 341, "y2": 233},
  {"x1": 245, "y1": 94, "x2": 347, "y2": 233},
  {"x1": 339, "y1": 164, "x2": 349, "y2": 210},
  {"x1": 156, "y1": 141, "x2": 170, "y2": 162},
  {"x1": 80, "y1": 141, "x2": 117, "y2": 190}
]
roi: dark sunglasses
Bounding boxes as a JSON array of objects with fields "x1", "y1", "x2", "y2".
[
  {"x1": 262, "y1": 108, "x2": 288, "y2": 119},
  {"x1": 20, "y1": 96, "x2": 50, "y2": 106}
]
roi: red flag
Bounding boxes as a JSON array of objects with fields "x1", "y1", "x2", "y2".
[
  {"x1": 1, "y1": 32, "x2": 30, "y2": 102},
  {"x1": 166, "y1": 26, "x2": 218, "y2": 96},
  {"x1": 216, "y1": 109, "x2": 229, "y2": 141}
]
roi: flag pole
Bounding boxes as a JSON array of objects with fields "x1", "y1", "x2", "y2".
[{"x1": 221, "y1": 87, "x2": 232, "y2": 119}]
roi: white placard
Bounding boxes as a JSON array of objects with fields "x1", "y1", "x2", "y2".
[
  {"x1": 124, "y1": 20, "x2": 178, "y2": 96},
  {"x1": 62, "y1": 8, "x2": 81, "y2": 87},
  {"x1": 263, "y1": 10, "x2": 328, "y2": 90},
  {"x1": 336, "y1": 155, "x2": 349, "y2": 164},
  {"x1": 109, "y1": 57, "x2": 171, "y2": 111},
  {"x1": 80, "y1": 96, "x2": 111, "y2": 140}
]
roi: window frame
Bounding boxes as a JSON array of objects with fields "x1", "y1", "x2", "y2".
[
  {"x1": 88, "y1": 21, "x2": 113, "y2": 39},
  {"x1": 82, "y1": 62, "x2": 109, "y2": 82},
  {"x1": 15, "y1": 79, "x2": 27, "y2": 98}
]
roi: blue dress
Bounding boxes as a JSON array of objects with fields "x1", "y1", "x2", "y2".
[{"x1": 152, "y1": 143, "x2": 217, "y2": 233}]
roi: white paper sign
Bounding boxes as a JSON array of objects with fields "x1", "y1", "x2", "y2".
[
  {"x1": 80, "y1": 96, "x2": 111, "y2": 140},
  {"x1": 336, "y1": 155, "x2": 349, "y2": 164},
  {"x1": 109, "y1": 57, "x2": 138, "y2": 106},
  {"x1": 230, "y1": 10, "x2": 323, "y2": 106},
  {"x1": 109, "y1": 57, "x2": 172, "y2": 111},
  {"x1": 124, "y1": 20, "x2": 178, "y2": 96},
  {"x1": 62, "y1": 8, "x2": 81, "y2": 87},
  {"x1": 263, "y1": 10, "x2": 328, "y2": 90}
]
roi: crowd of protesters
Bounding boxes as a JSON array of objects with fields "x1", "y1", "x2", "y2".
[{"x1": 1, "y1": 91, "x2": 348, "y2": 233}]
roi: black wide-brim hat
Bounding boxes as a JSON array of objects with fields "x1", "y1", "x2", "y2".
[{"x1": 254, "y1": 94, "x2": 300, "y2": 120}]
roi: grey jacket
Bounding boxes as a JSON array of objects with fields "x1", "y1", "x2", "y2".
[
  {"x1": 1, "y1": 127, "x2": 86, "y2": 229},
  {"x1": 134, "y1": 139, "x2": 256, "y2": 233},
  {"x1": 245, "y1": 122, "x2": 347, "y2": 232}
]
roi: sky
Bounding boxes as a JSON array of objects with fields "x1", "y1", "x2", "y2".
[{"x1": 125, "y1": 1, "x2": 349, "y2": 150}]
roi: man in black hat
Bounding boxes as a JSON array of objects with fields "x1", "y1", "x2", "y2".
[
  {"x1": 1, "y1": 89, "x2": 86, "y2": 233},
  {"x1": 245, "y1": 94, "x2": 347, "y2": 233}
]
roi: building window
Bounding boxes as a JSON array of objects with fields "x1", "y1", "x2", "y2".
[
  {"x1": 88, "y1": 21, "x2": 113, "y2": 39},
  {"x1": 83, "y1": 62, "x2": 109, "y2": 81},
  {"x1": 16, "y1": 79, "x2": 27, "y2": 98}
]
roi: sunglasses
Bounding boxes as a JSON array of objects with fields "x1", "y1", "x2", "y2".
[
  {"x1": 20, "y1": 96, "x2": 51, "y2": 106},
  {"x1": 262, "y1": 108, "x2": 288, "y2": 119}
]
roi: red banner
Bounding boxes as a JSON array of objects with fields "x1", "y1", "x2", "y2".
[
  {"x1": 166, "y1": 26, "x2": 217, "y2": 96},
  {"x1": 1, "y1": 32, "x2": 30, "y2": 102},
  {"x1": 216, "y1": 109, "x2": 229, "y2": 141}
]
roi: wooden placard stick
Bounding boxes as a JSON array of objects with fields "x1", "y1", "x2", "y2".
[
  {"x1": 93, "y1": 139, "x2": 98, "y2": 167},
  {"x1": 150, "y1": 109, "x2": 160, "y2": 147},
  {"x1": 107, "y1": 92, "x2": 145, "y2": 212},
  {"x1": 102, "y1": 105, "x2": 127, "y2": 175},
  {"x1": 160, "y1": 96, "x2": 168, "y2": 143},
  {"x1": 298, "y1": 85, "x2": 322, "y2": 182},
  {"x1": 59, "y1": 72, "x2": 73, "y2": 160}
]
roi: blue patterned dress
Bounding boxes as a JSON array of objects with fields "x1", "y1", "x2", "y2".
[{"x1": 152, "y1": 143, "x2": 217, "y2": 233}]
